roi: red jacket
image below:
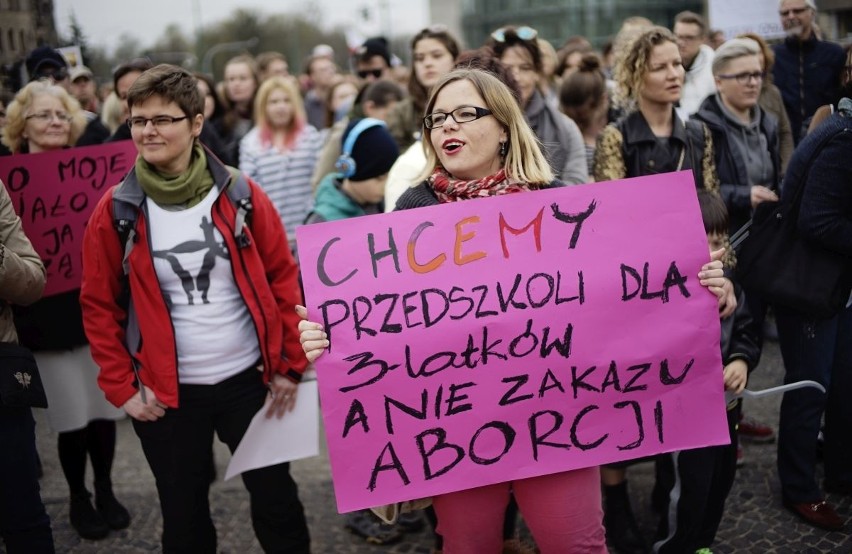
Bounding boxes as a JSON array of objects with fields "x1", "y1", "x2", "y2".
[{"x1": 80, "y1": 154, "x2": 307, "y2": 408}]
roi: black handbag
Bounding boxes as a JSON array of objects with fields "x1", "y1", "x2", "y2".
[
  {"x1": 0, "y1": 342, "x2": 48, "y2": 408},
  {"x1": 732, "y1": 123, "x2": 851, "y2": 319}
]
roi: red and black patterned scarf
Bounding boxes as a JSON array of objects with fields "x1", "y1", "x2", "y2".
[{"x1": 428, "y1": 166, "x2": 536, "y2": 203}]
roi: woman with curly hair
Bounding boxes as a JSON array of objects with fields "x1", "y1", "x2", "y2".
[{"x1": 592, "y1": 26, "x2": 731, "y2": 554}]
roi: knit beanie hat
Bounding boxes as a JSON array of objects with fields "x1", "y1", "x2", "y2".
[{"x1": 340, "y1": 118, "x2": 400, "y2": 182}]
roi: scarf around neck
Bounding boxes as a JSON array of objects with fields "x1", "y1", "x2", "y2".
[
  {"x1": 428, "y1": 166, "x2": 535, "y2": 203},
  {"x1": 134, "y1": 143, "x2": 214, "y2": 207}
]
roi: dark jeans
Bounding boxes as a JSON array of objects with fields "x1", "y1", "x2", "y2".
[
  {"x1": 654, "y1": 404, "x2": 740, "y2": 553},
  {"x1": 776, "y1": 304, "x2": 852, "y2": 503},
  {"x1": 132, "y1": 367, "x2": 310, "y2": 553},
  {"x1": 0, "y1": 407, "x2": 55, "y2": 553}
]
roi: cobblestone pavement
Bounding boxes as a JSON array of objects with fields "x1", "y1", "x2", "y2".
[{"x1": 25, "y1": 340, "x2": 852, "y2": 553}]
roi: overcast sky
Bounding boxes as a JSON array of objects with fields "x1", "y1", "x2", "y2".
[{"x1": 54, "y1": 0, "x2": 429, "y2": 55}]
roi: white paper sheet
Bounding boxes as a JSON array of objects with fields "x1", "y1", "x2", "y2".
[{"x1": 224, "y1": 379, "x2": 319, "y2": 480}]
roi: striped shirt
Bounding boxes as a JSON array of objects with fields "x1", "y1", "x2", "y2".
[{"x1": 239, "y1": 125, "x2": 322, "y2": 246}]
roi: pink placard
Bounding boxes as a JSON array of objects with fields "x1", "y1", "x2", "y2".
[
  {"x1": 1, "y1": 141, "x2": 138, "y2": 296},
  {"x1": 296, "y1": 171, "x2": 729, "y2": 513}
]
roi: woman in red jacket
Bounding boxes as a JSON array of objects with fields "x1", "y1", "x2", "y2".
[{"x1": 80, "y1": 64, "x2": 310, "y2": 553}]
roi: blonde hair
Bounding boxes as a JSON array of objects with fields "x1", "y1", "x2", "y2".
[
  {"x1": 1, "y1": 80, "x2": 86, "y2": 153},
  {"x1": 418, "y1": 68, "x2": 554, "y2": 185},
  {"x1": 614, "y1": 26, "x2": 678, "y2": 106},
  {"x1": 253, "y1": 76, "x2": 307, "y2": 148}
]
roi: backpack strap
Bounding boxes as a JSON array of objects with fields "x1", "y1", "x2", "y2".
[{"x1": 226, "y1": 166, "x2": 253, "y2": 248}]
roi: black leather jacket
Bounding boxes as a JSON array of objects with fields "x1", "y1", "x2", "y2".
[
  {"x1": 593, "y1": 109, "x2": 718, "y2": 193},
  {"x1": 693, "y1": 95, "x2": 782, "y2": 235}
]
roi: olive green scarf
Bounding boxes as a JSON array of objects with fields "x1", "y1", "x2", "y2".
[{"x1": 134, "y1": 143, "x2": 214, "y2": 207}]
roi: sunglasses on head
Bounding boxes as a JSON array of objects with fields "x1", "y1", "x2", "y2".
[
  {"x1": 357, "y1": 68, "x2": 384, "y2": 79},
  {"x1": 491, "y1": 26, "x2": 538, "y2": 43}
]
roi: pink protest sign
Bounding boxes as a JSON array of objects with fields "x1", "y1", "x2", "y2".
[
  {"x1": 1, "y1": 141, "x2": 138, "y2": 296},
  {"x1": 296, "y1": 171, "x2": 728, "y2": 513}
]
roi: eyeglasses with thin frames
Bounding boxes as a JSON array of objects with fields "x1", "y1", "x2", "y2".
[
  {"x1": 779, "y1": 7, "x2": 809, "y2": 16},
  {"x1": 717, "y1": 71, "x2": 764, "y2": 85},
  {"x1": 127, "y1": 115, "x2": 189, "y2": 131},
  {"x1": 26, "y1": 111, "x2": 73, "y2": 123},
  {"x1": 423, "y1": 106, "x2": 493, "y2": 129}
]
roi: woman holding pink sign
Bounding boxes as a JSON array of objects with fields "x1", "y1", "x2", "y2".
[
  {"x1": 297, "y1": 67, "x2": 731, "y2": 554},
  {"x1": 1, "y1": 80, "x2": 130, "y2": 541}
]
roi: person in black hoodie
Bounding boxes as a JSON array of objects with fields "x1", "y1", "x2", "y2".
[
  {"x1": 694, "y1": 38, "x2": 782, "y2": 237},
  {"x1": 694, "y1": 38, "x2": 784, "y2": 449}
]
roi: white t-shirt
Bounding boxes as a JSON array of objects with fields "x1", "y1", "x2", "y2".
[{"x1": 147, "y1": 186, "x2": 260, "y2": 384}]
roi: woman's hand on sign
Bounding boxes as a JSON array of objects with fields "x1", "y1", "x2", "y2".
[
  {"x1": 699, "y1": 248, "x2": 737, "y2": 318},
  {"x1": 723, "y1": 359, "x2": 748, "y2": 394},
  {"x1": 296, "y1": 305, "x2": 329, "y2": 363},
  {"x1": 122, "y1": 385, "x2": 167, "y2": 422}
]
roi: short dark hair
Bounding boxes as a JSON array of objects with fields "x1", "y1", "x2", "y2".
[
  {"x1": 674, "y1": 11, "x2": 708, "y2": 36},
  {"x1": 127, "y1": 64, "x2": 203, "y2": 118},
  {"x1": 697, "y1": 190, "x2": 729, "y2": 235},
  {"x1": 112, "y1": 58, "x2": 154, "y2": 93},
  {"x1": 362, "y1": 79, "x2": 405, "y2": 108}
]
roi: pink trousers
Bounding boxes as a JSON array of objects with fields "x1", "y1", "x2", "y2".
[{"x1": 432, "y1": 466, "x2": 606, "y2": 554}]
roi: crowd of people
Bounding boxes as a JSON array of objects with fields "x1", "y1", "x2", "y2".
[{"x1": 1, "y1": 0, "x2": 850, "y2": 552}]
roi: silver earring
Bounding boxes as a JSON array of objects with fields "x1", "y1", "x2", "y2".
[{"x1": 499, "y1": 141, "x2": 507, "y2": 158}]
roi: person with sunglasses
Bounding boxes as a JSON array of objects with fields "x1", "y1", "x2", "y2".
[
  {"x1": 354, "y1": 37, "x2": 393, "y2": 84},
  {"x1": 487, "y1": 26, "x2": 588, "y2": 185},
  {"x1": 1, "y1": 80, "x2": 131, "y2": 542},
  {"x1": 772, "y1": 0, "x2": 845, "y2": 144}
]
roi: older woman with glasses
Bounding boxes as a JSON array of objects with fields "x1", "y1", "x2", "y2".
[
  {"x1": 1, "y1": 80, "x2": 131, "y2": 541},
  {"x1": 80, "y1": 64, "x2": 310, "y2": 552},
  {"x1": 487, "y1": 26, "x2": 589, "y2": 185}
]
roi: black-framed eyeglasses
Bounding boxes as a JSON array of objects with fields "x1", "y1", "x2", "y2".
[
  {"x1": 25, "y1": 111, "x2": 73, "y2": 123},
  {"x1": 423, "y1": 106, "x2": 493, "y2": 129},
  {"x1": 127, "y1": 115, "x2": 189, "y2": 131},
  {"x1": 491, "y1": 26, "x2": 538, "y2": 43},
  {"x1": 357, "y1": 68, "x2": 384, "y2": 80},
  {"x1": 779, "y1": 6, "x2": 809, "y2": 16},
  {"x1": 717, "y1": 71, "x2": 764, "y2": 85}
]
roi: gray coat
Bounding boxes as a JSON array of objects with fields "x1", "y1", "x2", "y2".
[{"x1": 524, "y1": 89, "x2": 588, "y2": 185}]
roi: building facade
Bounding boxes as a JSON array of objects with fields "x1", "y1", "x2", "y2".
[
  {"x1": 459, "y1": 0, "x2": 702, "y2": 49},
  {"x1": 0, "y1": 0, "x2": 58, "y2": 67}
]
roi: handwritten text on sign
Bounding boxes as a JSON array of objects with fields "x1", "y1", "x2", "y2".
[
  {"x1": 296, "y1": 171, "x2": 728, "y2": 513},
  {"x1": 1, "y1": 141, "x2": 138, "y2": 296}
]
